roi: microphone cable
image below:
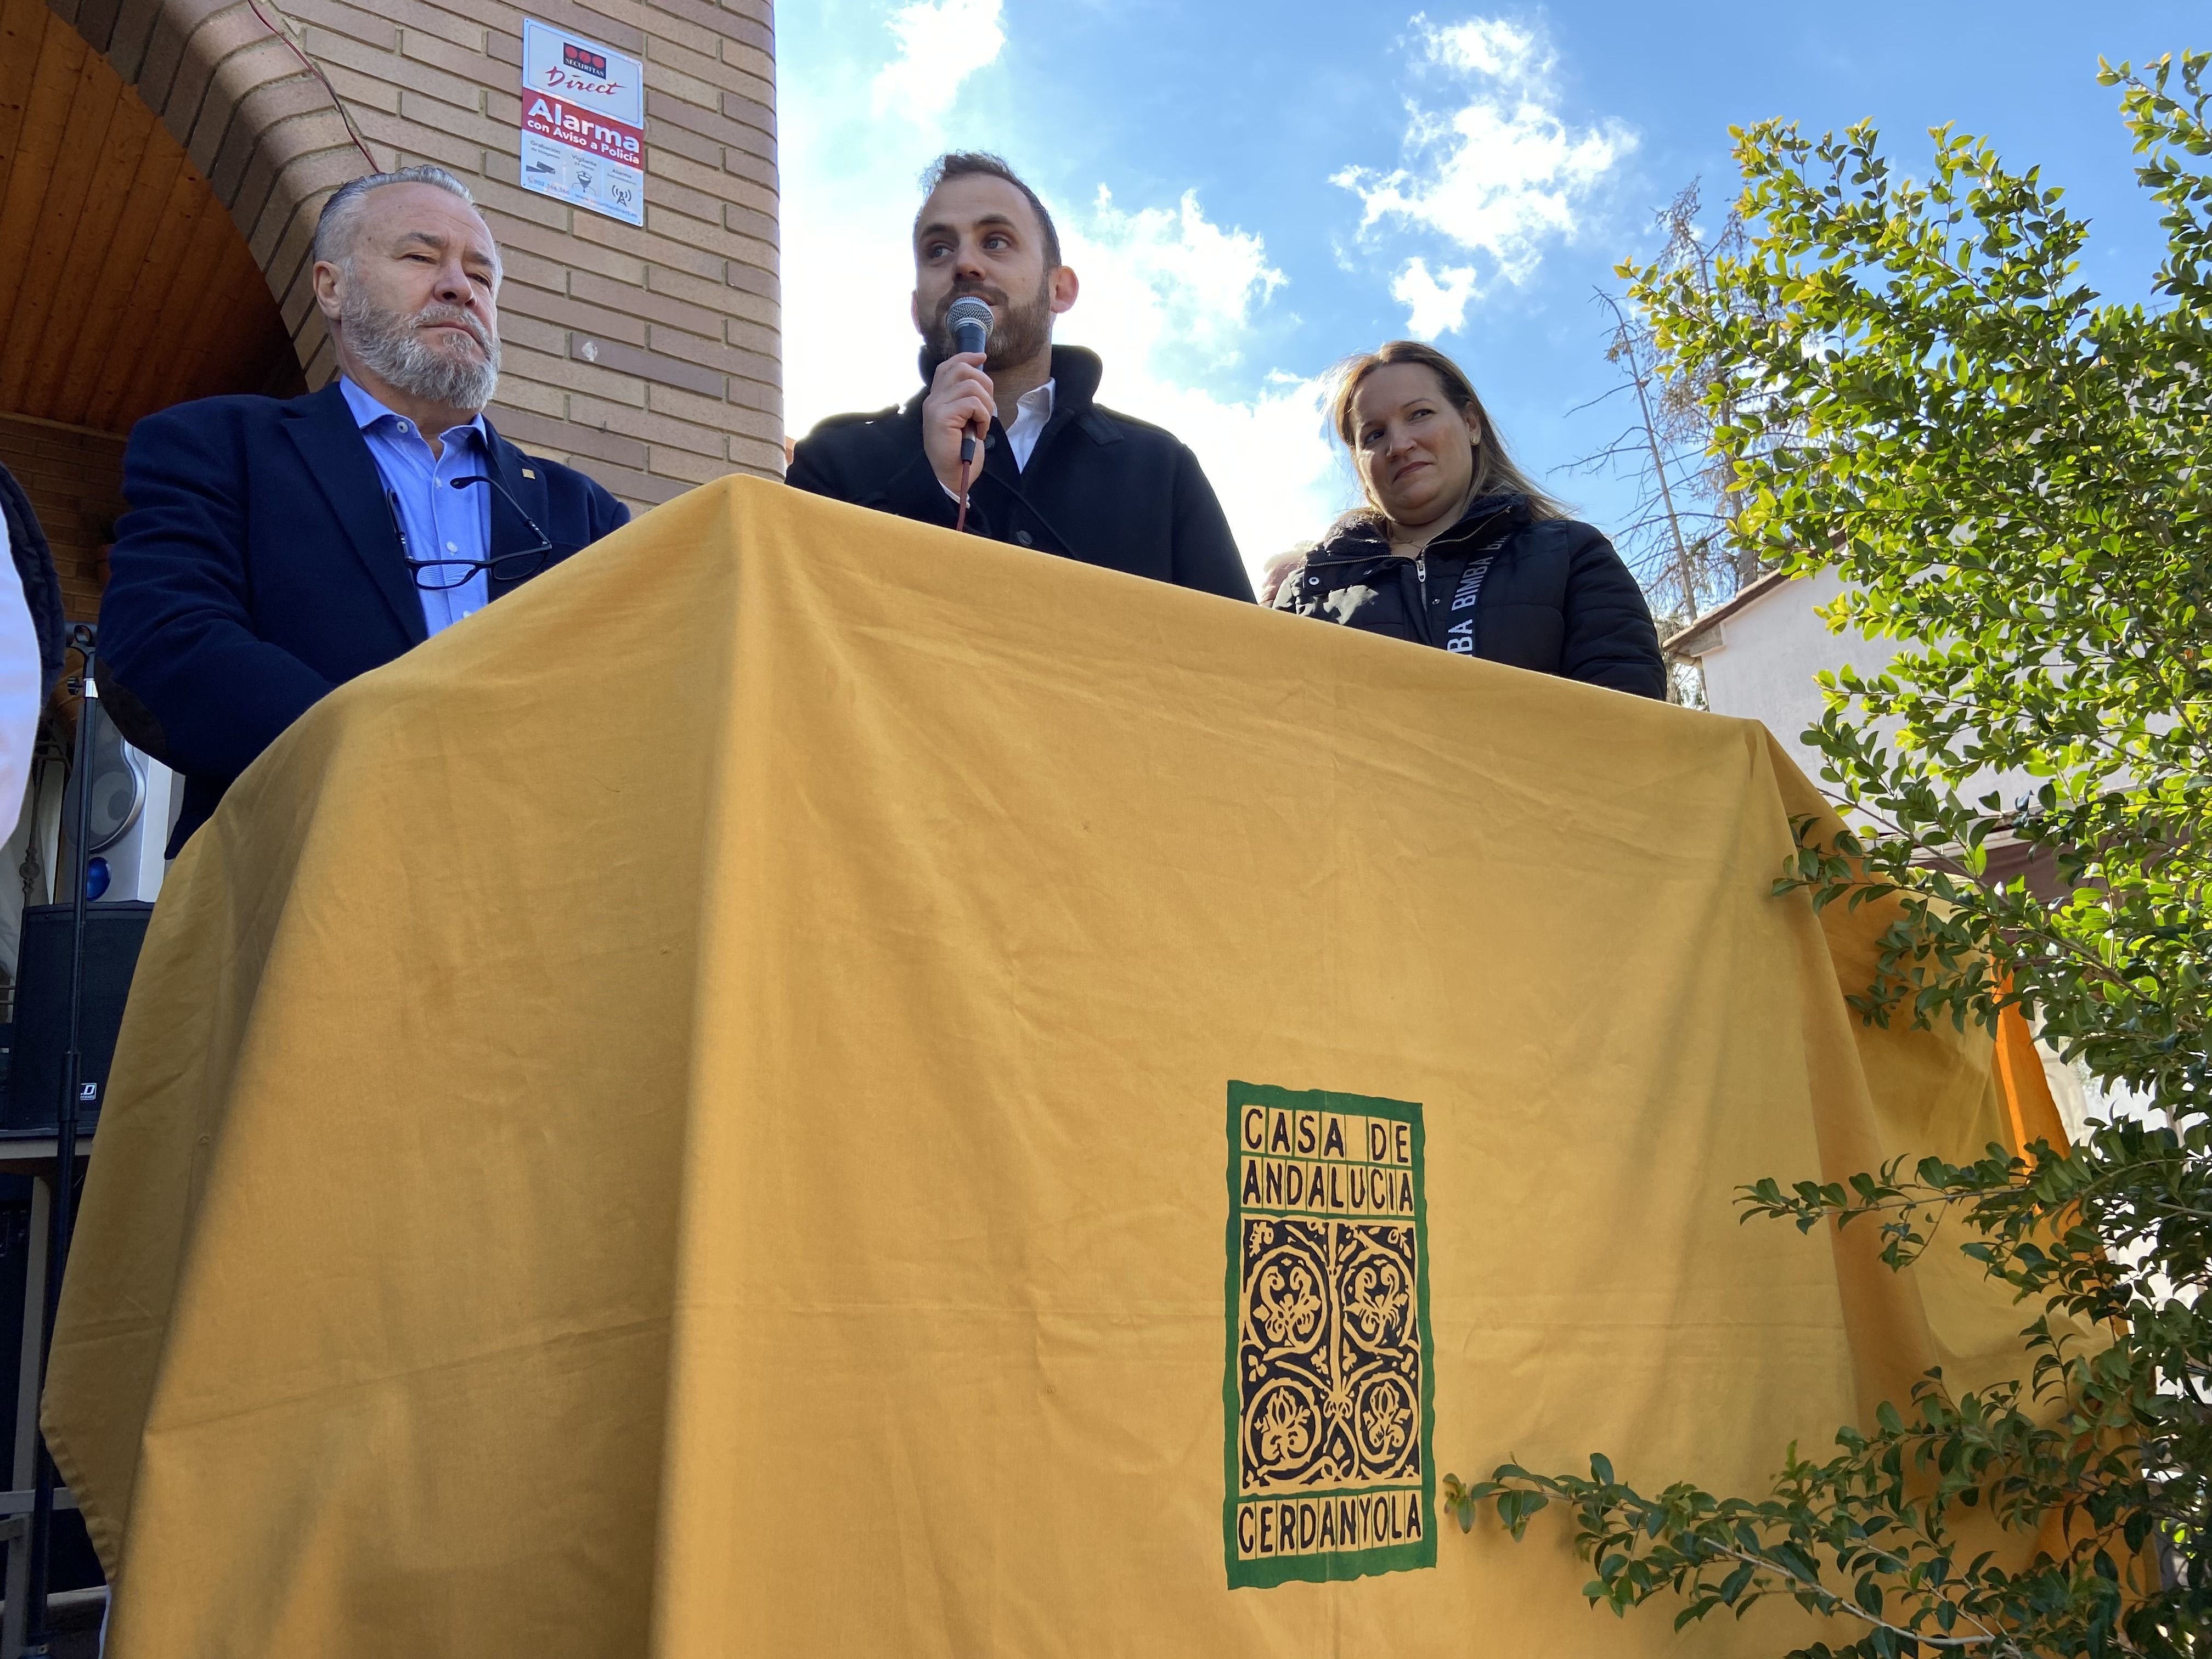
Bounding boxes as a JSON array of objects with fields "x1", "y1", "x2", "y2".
[
  {"x1": 955, "y1": 432, "x2": 977, "y2": 535},
  {"x1": 968, "y1": 464, "x2": 1084, "y2": 560}
]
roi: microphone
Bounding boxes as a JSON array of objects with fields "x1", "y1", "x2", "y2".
[
  {"x1": 945, "y1": 295, "x2": 994, "y2": 478},
  {"x1": 947, "y1": 295, "x2": 992, "y2": 359}
]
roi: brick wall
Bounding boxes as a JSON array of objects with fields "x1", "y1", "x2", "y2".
[
  {"x1": 0, "y1": 414, "x2": 127, "y2": 623},
  {"x1": 43, "y1": 0, "x2": 783, "y2": 515},
  {"x1": 278, "y1": 0, "x2": 782, "y2": 506},
  {"x1": 33, "y1": 0, "x2": 779, "y2": 513}
]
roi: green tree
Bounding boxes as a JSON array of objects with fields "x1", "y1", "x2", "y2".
[{"x1": 1445, "y1": 53, "x2": 2212, "y2": 1657}]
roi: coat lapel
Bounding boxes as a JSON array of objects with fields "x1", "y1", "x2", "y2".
[
  {"x1": 283, "y1": 382, "x2": 427, "y2": 646},
  {"x1": 980, "y1": 415, "x2": 1018, "y2": 492}
]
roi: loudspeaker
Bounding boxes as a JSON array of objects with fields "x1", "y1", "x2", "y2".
[
  {"x1": 3, "y1": 903, "x2": 152, "y2": 1135},
  {"x1": 52, "y1": 712, "x2": 177, "y2": 905}
]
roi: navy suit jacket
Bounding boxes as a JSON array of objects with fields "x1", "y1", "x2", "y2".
[{"x1": 99, "y1": 380, "x2": 629, "y2": 850}]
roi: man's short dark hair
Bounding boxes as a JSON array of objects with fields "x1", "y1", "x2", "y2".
[{"x1": 916, "y1": 152, "x2": 1062, "y2": 269}]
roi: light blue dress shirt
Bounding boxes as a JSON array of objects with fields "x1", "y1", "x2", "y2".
[{"x1": 338, "y1": 376, "x2": 493, "y2": 636}]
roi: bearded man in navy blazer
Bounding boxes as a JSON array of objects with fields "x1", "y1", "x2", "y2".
[{"x1": 99, "y1": 163, "x2": 628, "y2": 851}]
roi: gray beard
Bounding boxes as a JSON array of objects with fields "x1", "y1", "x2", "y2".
[{"x1": 341, "y1": 287, "x2": 500, "y2": 411}]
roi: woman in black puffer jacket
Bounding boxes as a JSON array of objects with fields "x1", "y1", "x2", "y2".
[{"x1": 1273, "y1": 341, "x2": 1664, "y2": 699}]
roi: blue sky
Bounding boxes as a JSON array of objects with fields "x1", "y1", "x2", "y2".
[{"x1": 779, "y1": 1, "x2": 2204, "y2": 575}]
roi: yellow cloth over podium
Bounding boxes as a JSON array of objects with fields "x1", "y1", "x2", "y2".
[{"x1": 47, "y1": 479, "x2": 2042, "y2": 1656}]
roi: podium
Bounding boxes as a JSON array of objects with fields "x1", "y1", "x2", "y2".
[{"x1": 43, "y1": 481, "x2": 2061, "y2": 1656}]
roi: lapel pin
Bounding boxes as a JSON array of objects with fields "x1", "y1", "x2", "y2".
[{"x1": 522, "y1": 468, "x2": 537, "y2": 479}]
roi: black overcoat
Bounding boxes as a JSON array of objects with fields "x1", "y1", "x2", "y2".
[
  {"x1": 1273, "y1": 494, "x2": 1666, "y2": 698},
  {"x1": 786, "y1": 346, "x2": 1253, "y2": 603}
]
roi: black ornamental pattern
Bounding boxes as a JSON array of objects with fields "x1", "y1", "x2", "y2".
[{"x1": 1238, "y1": 1217, "x2": 1422, "y2": 1493}]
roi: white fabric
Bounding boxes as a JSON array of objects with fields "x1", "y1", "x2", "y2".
[
  {"x1": 0, "y1": 507, "x2": 41, "y2": 847},
  {"x1": 1003, "y1": 378, "x2": 1054, "y2": 471}
]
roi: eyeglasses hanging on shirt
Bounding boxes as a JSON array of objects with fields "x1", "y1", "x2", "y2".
[{"x1": 387, "y1": 475, "x2": 556, "y2": 591}]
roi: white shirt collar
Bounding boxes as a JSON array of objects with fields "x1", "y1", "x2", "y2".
[{"x1": 1004, "y1": 377, "x2": 1056, "y2": 472}]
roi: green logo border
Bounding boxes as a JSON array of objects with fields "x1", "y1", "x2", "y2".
[{"x1": 1222, "y1": 1080, "x2": 1436, "y2": 1589}]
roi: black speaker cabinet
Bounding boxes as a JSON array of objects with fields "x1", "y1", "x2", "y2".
[{"x1": 5, "y1": 902, "x2": 153, "y2": 1136}]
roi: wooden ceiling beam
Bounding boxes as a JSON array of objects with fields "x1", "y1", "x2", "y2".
[
  {"x1": 48, "y1": 101, "x2": 181, "y2": 426},
  {"x1": 81, "y1": 158, "x2": 203, "y2": 431},
  {"x1": 0, "y1": 0, "x2": 54, "y2": 207},
  {"x1": 2, "y1": 3, "x2": 303, "y2": 433},
  {"x1": 9, "y1": 57, "x2": 142, "y2": 413},
  {"x1": 0, "y1": 20, "x2": 88, "y2": 337},
  {"x1": 123, "y1": 189, "x2": 234, "y2": 422}
]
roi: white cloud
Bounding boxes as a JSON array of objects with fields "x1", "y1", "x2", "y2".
[
  {"x1": 1136, "y1": 374, "x2": 1347, "y2": 568},
  {"x1": 1069, "y1": 189, "x2": 1286, "y2": 370},
  {"x1": 871, "y1": 0, "x2": 1005, "y2": 123},
  {"x1": 1424, "y1": 14, "x2": 1542, "y2": 79},
  {"x1": 1055, "y1": 191, "x2": 1350, "y2": 563},
  {"x1": 780, "y1": 3, "x2": 996, "y2": 439},
  {"x1": 1334, "y1": 12, "x2": 1634, "y2": 336},
  {"x1": 1391, "y1": 258, "x2": 1480, "y2": 342}
]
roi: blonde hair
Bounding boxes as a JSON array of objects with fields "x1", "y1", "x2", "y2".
[{"x1": 1328, "y1": 341, "x2": 1568, "y2": 522}]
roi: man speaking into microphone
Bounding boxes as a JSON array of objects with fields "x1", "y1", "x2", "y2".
[{"x1": 787, "y1": 152, "x2": 1253, "y2": 602}]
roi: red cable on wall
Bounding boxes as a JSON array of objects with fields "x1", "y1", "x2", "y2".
[{"x1": 241, "y1": 0, "x2": 381, "y2": 175}]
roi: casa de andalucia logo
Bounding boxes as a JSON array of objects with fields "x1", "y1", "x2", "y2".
[{"x1": 1223, "y1": 1081, "x2": 1435, "y2": 1589}]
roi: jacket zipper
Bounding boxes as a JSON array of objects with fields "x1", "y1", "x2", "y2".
[{"x1": 1297, "y1": 505, "x2": 1512, "y2": 652}]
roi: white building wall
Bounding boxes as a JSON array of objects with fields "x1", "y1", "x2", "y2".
[
  {"x1": 1692, "y1": 567, "x2": 2038, "y2": 811},
  {"x1": 1696, "y1": 566, "x2": 1900, "y2": 784},
  {"x1": 1692, "y1": 571, "x2": 2097, "y2": 1137}
]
